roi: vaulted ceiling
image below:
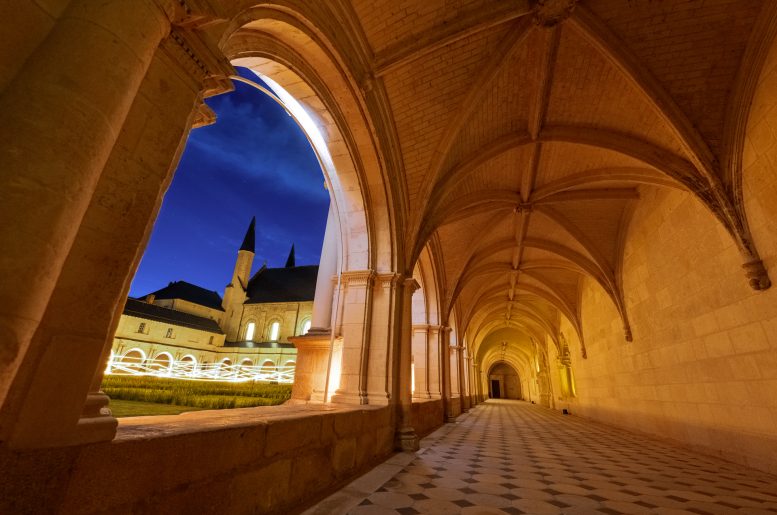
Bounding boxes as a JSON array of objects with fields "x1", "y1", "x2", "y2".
[{"x1": 346, "y1": 0, "x2": 770, "y2": 355}]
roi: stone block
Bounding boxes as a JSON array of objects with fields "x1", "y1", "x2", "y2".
[
  {"x1": 265, "y1": 415, "x2": 320, "y2": 457},
  {"x1": 332, "y1": 436, "x2": 357, "y2": 476},
  {"x1": 290, "y1": 450, "x2": 334, "y2": 504},
  {"x1": 229, "y1": 458, "x2": 292, "y2": 513}
]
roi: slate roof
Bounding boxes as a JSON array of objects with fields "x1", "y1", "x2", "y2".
[
  {"x1": 144, "y1": 281, "x2": 224, "y2": 311},
  {"x1": 123, "y1": 298, "x2": 224, "y2": 334},
  {"x1": 240, "y1": 217, "x2": 256, "y2": 252},
  {"x1": 245, "y1": 265, "x2": 318, "y2": 304}
]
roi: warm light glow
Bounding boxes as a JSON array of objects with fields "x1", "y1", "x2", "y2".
[
  {"x1": 269, "y1": 321, "x2": 280, "y2": 341},
  {"x1": 245, "y1": 322, "x2": 255, "y2": 341},
  {"x1": 301, "y1": 319, "x2": 311, "y2": 335},
  {"x1": 411, "y1": 362, "x2": 416, "y2": 394}
]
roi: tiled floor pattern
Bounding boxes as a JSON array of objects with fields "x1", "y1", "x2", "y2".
[{"x1": 327, "y1": 400, "x2": 777, "y2": 514}]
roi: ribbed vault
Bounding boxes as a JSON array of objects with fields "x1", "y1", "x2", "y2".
[{"x1": 346, "y1": 0, "x2": 776, "y2": 362}]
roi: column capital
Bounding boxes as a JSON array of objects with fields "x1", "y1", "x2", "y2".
[
  {"x1": 339, "y1": 269, "x2": 375, "y2": 287},
  {"x1": 412, "y1": 324, "x2": 429, "y2": 332},
  {"x1": 374, "y1": 272, "x2": 401, "y2": 288},
  {"x1": 403, "y1": 277, "x2": 421, "y2": 293},
  {"x1": 427, "y1": 324, "x2": 443, "y2": 333}
]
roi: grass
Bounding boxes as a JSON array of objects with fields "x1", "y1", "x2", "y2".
[
  {"x1": 109, "y1": 399, "x2": 204, "y2": 418},
  {"x1": 102, "y1": 375, "x2": 292, "y2": 411}
]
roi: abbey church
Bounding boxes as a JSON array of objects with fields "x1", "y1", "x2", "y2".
[
  {"x1": 110, "y1": 218, "x2": 316, "y2": 377},
  {"x1": 3, "y1": 1, "x2": 777, "y2": 513}
]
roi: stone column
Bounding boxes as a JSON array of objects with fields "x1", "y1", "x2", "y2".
[
  {"x1": 411, "y1": 324, "x2": 429, "y2": 399},
  {"x1": 463, "y1": 350, "x2": 472, "y2": 410},
  {"x1": 0, "y1": 0, "x2": 171, "y2": 412},
  {"x1": 427, "y1": 325, "x2": 442, "y2": 399},
  {"x1": 330, "y1": 270, "x2": 374, "y2": 405},
  {"x1": 395, "y1": 278, "x2": 420, "y2": 451},
  {"x1": 1, "y1": 21, "x2": 233, "y2": 447},
  {"x1": 457, "y1": 345, "x2": 469, "y2": 413},
  {"x1": 364, "y1": 273, "x2": 401, "y2": 405},
  {"x1": 310, "y1": 205, "x2": 338, "y2": 332},
  {"x1": 472, "y1": 363, "x2": 481, "y2": 403},
  {"x1": 440, "y1": 326, "x2": 455, "y2": 421}
]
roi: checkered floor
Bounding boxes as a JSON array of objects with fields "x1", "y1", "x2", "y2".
[{"x1": 347, "y1": 400, "x2": 777, "y2": 515}]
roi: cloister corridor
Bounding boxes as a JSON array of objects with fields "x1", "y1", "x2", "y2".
[{"x1": 307, "y1": 401, "x2": 777, "y2": 515}]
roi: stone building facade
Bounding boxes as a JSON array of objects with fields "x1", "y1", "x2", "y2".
[{"x1": 108, "y1": 218, "x2": 313, "y2": 378}]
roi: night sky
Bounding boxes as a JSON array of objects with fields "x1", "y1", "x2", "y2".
[{"x1": 129, "y1": 68, "x2": 330, "y2": 298}]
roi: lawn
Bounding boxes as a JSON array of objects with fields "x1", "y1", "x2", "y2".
[
  {"x1": 102, "y1": 375, "x2": 292, "y2": 415},
  {"x1": 109, "y1": 399, "x2": 204, "y2": 418}
]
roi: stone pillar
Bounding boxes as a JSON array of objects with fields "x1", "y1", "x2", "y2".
[
  {"x1": 463, "y1": 351, "x2": 472, "y2": 410},
  {"x1": 427, "y1": 325, "x2": 442, "y2": 399},
  {"x1": 0, "y1": 0, "x2": 170, "y2": 412},
  {"x1": 310, "y1": 205, "x2": 338, "y2": 332},
  {"x1": 289, "y1": 334, "x2": 341, "y2": 403},
  {"x1": 411, "y1": 324, "x2": 429, "y2": 399},
  {"x1": 440, "y1": 327, "x2": 456, "y2": 422},
  {"x1": 472, "y1": 363, "x2": 481, "y2": 403},
  {"x1": 364, "y1": 273, "x2": 401, "y2": 405},
  {"x1": 457, "y1": 346, "x2": 469, "y2": 413},
  {"x1": 330, "y1": 271, "x2": 374, "y2": 405},
  {"x1": 0, "y1": 9, "x2": 234, "y2": 447},
  {"x1": 395, "y1": 278, "x2": 420, "y2": 451}
]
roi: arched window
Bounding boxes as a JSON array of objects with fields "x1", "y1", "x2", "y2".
[
  {"x1": 245, "y1": 322, "x2": 255, "y2": 341},
  {"x1": 269, "y1": 321, "x2": 280, "y2": 341},
  {"x1": 301, "y1": 319, "x2": 311, "y2": 335}
]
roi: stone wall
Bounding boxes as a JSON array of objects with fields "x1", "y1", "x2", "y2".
[
  {"x1": 0, "y1": 405, "x2": 394, "y2": 514},
  {"x1": 558, "y1": 34, "x2": 777, "y2": 476},
  {"x1": 410, "y1": 398, "x2": 444, "y2": 438},
  {"x1": 563, "y1": 185, "x2": 777, "y2": 474}
]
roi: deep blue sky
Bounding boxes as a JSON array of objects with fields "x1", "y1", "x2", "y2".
[{"x1": 129, "y1": 68, "x2": 330, "y2": 297}]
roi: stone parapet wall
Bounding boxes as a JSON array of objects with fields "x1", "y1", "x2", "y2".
[
  {"x1": 410, "y1": 398, "x2": 444, "y2": 438},
  {"x1": 0, "y1": 405, "x2": 394, "y2": 514}
]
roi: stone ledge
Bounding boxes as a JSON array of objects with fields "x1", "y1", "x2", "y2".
[{"x1": 1, "y1": 403, "x2": 394, "y2": 514}]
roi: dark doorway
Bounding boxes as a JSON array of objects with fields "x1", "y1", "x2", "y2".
[{"x1": 491, "y1": 380, "x2": 501, "y2": 398}]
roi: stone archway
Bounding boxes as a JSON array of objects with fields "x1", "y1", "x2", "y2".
[{"x1": 487, "y1": 362, "x2": 522, "y2": 400}]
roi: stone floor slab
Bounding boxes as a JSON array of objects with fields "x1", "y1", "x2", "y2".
[{"x1": 306, "y1": 400, "x2": 777, "y2": 515}]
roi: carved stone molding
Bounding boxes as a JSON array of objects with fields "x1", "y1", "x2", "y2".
[
  {"x1": 743, "y1": 259, "x2": 772, "y2": 291},
  {"x1": 404, "y1": 277, "x2": 421, "y2": 295},
  {"x1": 160, "y1": 26, "x2": 234, "y2": 97},
  {"x1": 374, "y1": 272, "x2": 401, "y2": 289},
  {"x1": 154, "y1": 0, "x2": 224, "y2": 28},
  {"x1": 192, "y1": 101, "x2": 216, "y2": 128},
  {"x1": 340, "y1": 269, "x2": 375, "y2": 287},
  {"x1": 531, "y1": 0, "x2": 577, "y2": 27}
]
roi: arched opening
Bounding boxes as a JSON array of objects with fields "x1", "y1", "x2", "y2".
[
  {"x1": 261, "y1": 360, "x2": 276, "y2": 375},
  {"x1": 149, "y1": 352, "x2": 173, "y2": 374},
  {"x1": 487, "y1": 362, "x2": 522, "y2": 400},
  {"x1": 121, "y1": 349, "x2": 146, "y2": 372},
  {"x1": 179, "y1": 355, "x2": 197, "y2": 375}
]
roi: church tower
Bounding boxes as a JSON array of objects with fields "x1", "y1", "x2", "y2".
[{"x1": 222, "y1": 217, "x2": 255, "y2": 341}]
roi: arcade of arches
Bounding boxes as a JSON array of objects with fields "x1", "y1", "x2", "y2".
[{"x1": 2, "y1": 0, "x2": 777, "y2": 512}]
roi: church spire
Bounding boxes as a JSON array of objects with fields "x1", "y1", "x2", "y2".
[
  {"x1": 285, "y1": 244, "x2": 295, "y2": 268},
  {"x1": 239, "y1": 216, "x2": 256, "y2": 253}
]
